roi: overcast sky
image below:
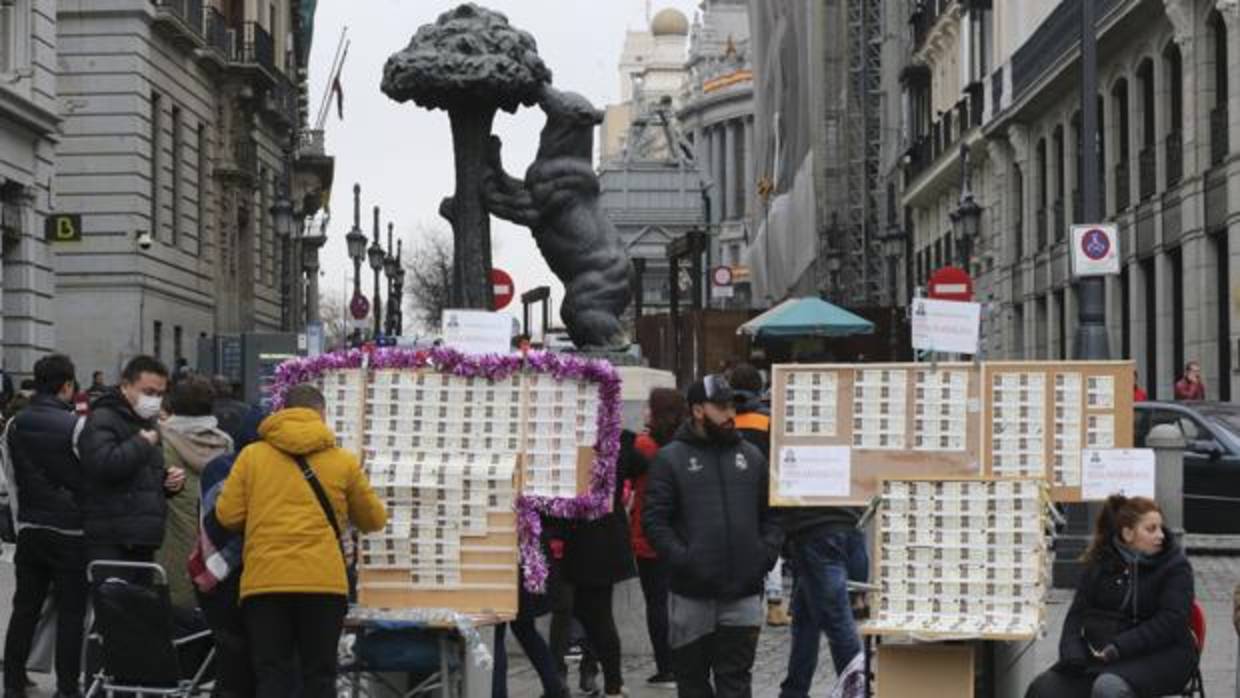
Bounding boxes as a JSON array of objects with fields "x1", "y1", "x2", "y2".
[{"x1": 306, "y1": 0, "x2": 701, "y2": 335}]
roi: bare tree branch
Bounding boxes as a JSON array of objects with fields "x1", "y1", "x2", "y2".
[{"x1": 403, "y1": 225, "x2": 455, "y2": 334}]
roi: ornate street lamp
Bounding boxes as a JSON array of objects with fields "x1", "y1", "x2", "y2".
[
  {"x1": 393, "y1": 240, "x2": 406, "y2": 335},
  {"x1": 383, "y1": 222, "x2": 400, "y2": 336},
  {"x1": 345, "y1": 184, "x2": 367, "y2": 345},
  {"x1": 949, "y1": 144, "x2": 982, "y2": 273},
  {"x1": 271, "y1": 180, "x2": 295, "y2": 329},
  {"x1": 368, "y1": 206, "x2": 386, "y2": 338}
]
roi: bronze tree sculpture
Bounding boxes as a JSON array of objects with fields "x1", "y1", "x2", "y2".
[{"x1": 381, "y1": 3, "x2": 551, "y2": 309}]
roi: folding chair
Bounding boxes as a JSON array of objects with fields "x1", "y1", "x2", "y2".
[
  {"x1": 83, "y1": 561, "x2": 215, "y2": 698},
  {"x1": 1181, "y1": 599, "x2": 1206, "y2": 697}
]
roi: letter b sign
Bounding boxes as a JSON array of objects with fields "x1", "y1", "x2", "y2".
[{"x1": 44, "y1": 214, "x2": 82, "y2": 242}]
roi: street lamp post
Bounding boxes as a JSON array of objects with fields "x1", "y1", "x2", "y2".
[
  {"x1": 368, "y1": 206, "x2": 386, "y2": 339},
  {"x1": 271, "y1": 183, "x2": 295, "y2": 330},
  {"x1": 950, "y1": 144, "x2": 982, "y2": 274},
  {"x1": 346, "y1": 184, "x2": 368, "y2": 345},
  {"x1": 393, "y1": 240, "x2": 406, "y2": 336},
  {"x1": 383, "y1": 222, "x2": 400, "y2": 336}
]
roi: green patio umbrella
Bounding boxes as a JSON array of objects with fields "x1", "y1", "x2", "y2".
[{"x1": 737, "y1": 297, "x2": 875, "y2": 340}]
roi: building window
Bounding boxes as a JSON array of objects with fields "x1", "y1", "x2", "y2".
[
  {"x1": 150, "y1": 92, "x2": 162, "y2": 242},
  {"x1": 174, "y1": 326, "x2": 183, "y2": 364},
  {"x1": 0, "y1": 0, "x2": 29, "y2": 75},
  {"x1": 1112, "y1": 78, "x2": 1130, "y2": 211},
  {"x1": 1012, "y1": 163, "x2": 1024, "y2": 259},
  {"x1": 171, "y1": 106, "x2": 182, "y2": 247},
  {"x1": 153, "y1": 320, "x2": 163, "y2": 360},
  {"x1": 1036, "y1": 139, "x2": 1047, "y2": 249},
  {"x1": 1210, "y1": 12, "x2": 1229, "y2": 166},
  {"x1": 197, "y1": 123, "x2": 208, "y2": 254},
  {"x1": 1164, "y1": 41, "x2": 1184, "y2": 187},
  {"x1": 1053, "y1": 126, "x2": 1064, "y2": 241}
]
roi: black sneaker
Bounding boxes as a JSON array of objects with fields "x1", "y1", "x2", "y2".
[
  {"x1": 565, "y1": 641, "x2": 584, "y2": 661},
  {"x1": 646, "y1": 671, "x2": 676, "y2": 688}
]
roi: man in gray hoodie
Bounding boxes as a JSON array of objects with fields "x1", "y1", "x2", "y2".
[{"x1": 643, "y1": 374, "x2": 783, "y2": 698}]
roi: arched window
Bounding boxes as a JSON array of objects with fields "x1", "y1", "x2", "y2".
[{"x1": 1163, "y1": 41, "x2": 1184, "y2": 186}]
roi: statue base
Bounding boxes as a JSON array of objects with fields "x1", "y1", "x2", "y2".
[{"x1": 564, "y1": 344, "x2": 645, "y2": 367}]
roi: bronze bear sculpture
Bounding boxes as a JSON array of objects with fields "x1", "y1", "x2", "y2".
[{"x1": 482, "y1": 85, "x2": 634, "y2": 350}]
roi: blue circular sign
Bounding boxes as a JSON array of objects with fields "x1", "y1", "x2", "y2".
[{"x1": 1081, "y1": 228, "x2": 1111, "y2": 261}]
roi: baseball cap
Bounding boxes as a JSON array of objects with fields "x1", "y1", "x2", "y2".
[{"x1": 686, "y1": 373, "x2": 736, "y2": 406}]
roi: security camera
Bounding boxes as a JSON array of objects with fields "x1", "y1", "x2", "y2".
[{"x1": 136, "y1": 230, "x2": 152, "y2": 250}]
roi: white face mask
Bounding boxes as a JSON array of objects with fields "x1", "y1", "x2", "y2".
[{"x1": 134, "y1": 394, "x2": 163, "y2": 420}]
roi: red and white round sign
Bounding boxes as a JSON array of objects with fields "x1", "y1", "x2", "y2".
[
  {"x1": 490, "y1": 268, "x2": 515, "y2": 310},
  {"x1": 711, "y1": 265, "x2": 733, "y2": 287}
]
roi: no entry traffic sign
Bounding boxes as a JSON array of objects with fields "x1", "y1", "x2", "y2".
[
  {"x1": 491, "y1": 268, "x2": 515, "y2": 310},
  {"x1": 927, "y1": 266, "x2": 973, "y2": 302}
]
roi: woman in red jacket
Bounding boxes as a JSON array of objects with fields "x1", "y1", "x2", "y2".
[{"x1": 629, "y1": 387, "x2": 688, "y2": 687}]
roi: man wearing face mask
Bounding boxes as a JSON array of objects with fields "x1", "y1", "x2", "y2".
[
  {"x1": 79, "y1": 355, "x2": 184, "y2": 565},
  {"x1": 642, "y1": 374, "x2": 783, "y2": 698}
]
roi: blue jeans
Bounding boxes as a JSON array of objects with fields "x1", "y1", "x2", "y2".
[{"x1": 779, "y1": 528, "x2": 868, "y2": 698}]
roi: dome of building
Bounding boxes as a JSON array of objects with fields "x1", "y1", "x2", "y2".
[{"x1": 651, "y1": 8, "x2": 690, "y2": 37}]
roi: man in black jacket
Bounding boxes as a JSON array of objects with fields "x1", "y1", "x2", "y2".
[
  {"x1": 2, "y1": 354, "x2": 88, "y2": 698},
  {"x1": 79, "y1": 355, "x2": 183, "y2": 565},
  {"x1": 643, "y1": 374, "x2": 782, "y2": 698}
]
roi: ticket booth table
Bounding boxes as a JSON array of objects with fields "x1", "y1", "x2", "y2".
[
  {"x1": 270, "y1": 348, "x2": 624, "y2": 698},
  {"x1": 765, "y1": 361, "x2": 1136, "y2": 698}
]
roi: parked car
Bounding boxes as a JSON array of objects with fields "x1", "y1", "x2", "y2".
[{"x1": 1134, "y1": 401, "x2": 1240, "y2": 534}]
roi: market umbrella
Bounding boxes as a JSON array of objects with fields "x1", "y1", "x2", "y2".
[{"x1": 737, "y1": 296, "x2": 875, "y2": 339}]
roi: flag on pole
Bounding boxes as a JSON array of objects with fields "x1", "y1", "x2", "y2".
[{"x1": 331, "y1": 74, "x2": 343, "y2": 120}]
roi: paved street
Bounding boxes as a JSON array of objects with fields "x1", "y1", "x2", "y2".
[{"x1": 0, "y1": 554, "x2": 1234, "y2": 697}]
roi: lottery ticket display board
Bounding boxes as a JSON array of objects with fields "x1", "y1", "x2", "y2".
[
  {"x1": 981, "y1": 361, "x2": 1133, "y2": 501},
  {"x1": 863, "y1": 478, "x2": 1050, "y2": 640},
  {"x1": 769, "y1": 360, "x2": 1135, "y2": 505},
  {"x1": 317, "y1": 366, "x2": 600, "y2": 614},
  {"x1": 769, "y1": 363, "x2": 984, "y2": 506}
]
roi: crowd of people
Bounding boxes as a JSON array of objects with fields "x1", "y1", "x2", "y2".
[
  {"x1": 0, "y1": 354, "x2": 1209, "y2": 698},
  {"x1": 0, "y1": 355, "x2": 387, "y2": 698}
]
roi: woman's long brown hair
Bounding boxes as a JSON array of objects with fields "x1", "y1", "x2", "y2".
[
  {"x1": 647, "y1": 387, "x2": 688, "y2": 446},
  {"x1": 1084, "y1": 494, "x2": 1162, "y2": 562}
]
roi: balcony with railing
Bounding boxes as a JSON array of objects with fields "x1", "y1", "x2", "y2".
[
  {"x1": 263, "y1": 73, "x2": 298, "y2": 127},
  {"x1": 152, "y1": 0, "x2": 204, "y2": 43},
  {"x1": 904, "y1": 86, "x2": 988, "y2": 184},
  {"x1": 201, "y1": 6, "x2": 230, "y2": 63},
  {"x1": 299, "y1": 129, "x2": 326, "y2": 157},
  {"x1": 233, "y1": 22, "x2": 276, "y2": 78},
  {"x1": 1138, "y1": 145, "x2": 1156, "y2": 200},
  {"x1": 1211, "y1": 106, "x2": 1229, "y2": 167},
  {"x1": 1165, "y1": 131, "x2": 1182, "y2": 187},
  {"x1": 1114, "y1": 159, "x2": 1131, "y2": 211},
  {"x1": 216, "y1": 137, "x2": 257, "y2": 178}
]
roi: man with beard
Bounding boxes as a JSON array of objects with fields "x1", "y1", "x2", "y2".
[{"x1": 643, "y1": 374, "x2": 783, "y2": 698}]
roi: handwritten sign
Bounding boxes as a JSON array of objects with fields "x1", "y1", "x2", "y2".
[
  {"x1": 1081, "y1": 448, "x2": 1155, "y2": 500},
  {"x1": 777, "y1": 445, "x2": 851, "y2": 498},
  {"x1": 442, "y1": 309, "x2": 512, "y2": 356},
  {"x1": 911, "y1": 298, "x2": 981, "y2": 355}
]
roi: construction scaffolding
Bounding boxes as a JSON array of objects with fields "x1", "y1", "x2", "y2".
[{"x1": 835, "y1": 0, "x2": 886, "y2": 306}]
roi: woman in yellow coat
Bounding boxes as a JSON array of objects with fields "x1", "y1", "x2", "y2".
[{"x1": 215, "y1": 383, "x2": 387, "y2": 698}]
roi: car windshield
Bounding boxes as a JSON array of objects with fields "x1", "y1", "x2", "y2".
[{"x1": 1203, "y1": 411, "x2": 1240, "y2": 441}]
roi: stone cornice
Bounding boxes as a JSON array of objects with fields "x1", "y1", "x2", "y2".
[{"x1": 0, "y1": 83, "x2": 59, "y2": 138}]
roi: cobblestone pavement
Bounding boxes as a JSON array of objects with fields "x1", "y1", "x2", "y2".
[
  {"x1": 0, "y1": 555, "x2": 1235, "y2": 697},
  {"x1": 505, "y1": 623, "x2": 838, "y2": 698}
]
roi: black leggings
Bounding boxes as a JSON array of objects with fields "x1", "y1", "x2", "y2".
[{"x1": 559, "y1": 584, "x2": 622, "y2": 694}]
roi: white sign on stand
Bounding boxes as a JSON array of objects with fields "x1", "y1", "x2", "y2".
[
  {"x1": 441, "y1": 309, "x2": 513, "y2": 356},
  {"x1": 777, "y1": 445, "x2": 852, "y2": 498},
  {"x1": 1071, "y1": 224, "x2": 1121, "y2": 277},
  {"x1": 910, "y1": 298, "x2": 982, "y2": 354},
  {"x1": 1081, "y1": 448, "x2": 1156, "y2": 500}
]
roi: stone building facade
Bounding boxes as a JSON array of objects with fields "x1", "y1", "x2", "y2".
[
  {"x1": 53, "y1": 0, "x2": 319, "y2": 380},
  {"x1": 897, "y1": 0, "x2": 1240, "y2": 400},
  {"x1": 678, "y1": 0, "x2": 755, "y2": 307},
  {"x1": 0, "y1": 0, "x2": 59, "y2": 375}
]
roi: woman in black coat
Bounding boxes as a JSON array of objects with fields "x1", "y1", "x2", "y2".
[
  {"x1": 550, "y1": 430, "x2": 640, "y2": 698},
  {"x1": 1026, "y1": 495, "x2": 1198, "y2": 698}
]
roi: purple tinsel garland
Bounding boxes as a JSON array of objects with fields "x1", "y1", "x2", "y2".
[{"x1": 269, "y1": 347, "x2": 621, "y2": 594}]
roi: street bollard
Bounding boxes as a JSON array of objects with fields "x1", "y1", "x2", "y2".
[{"x1": 1145, "y1": 424, "x2": 1185, "y2": 537}]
